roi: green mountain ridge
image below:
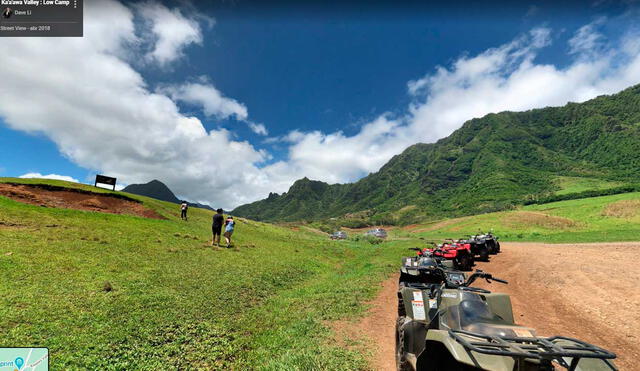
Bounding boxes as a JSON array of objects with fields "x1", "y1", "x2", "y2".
[
  {"x1": 123, "y1": 179, "x2": 181, "y2": 203},
  {"x1": 233, "y1": 84, "x2": 640, "y2": 222},
  {"x1": 123, "y1": 179, "x2": 214, "y2": 210}
]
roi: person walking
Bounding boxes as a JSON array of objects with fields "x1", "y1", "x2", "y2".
[
  {"x1": 223, "y1": 215, "x2": 235, "y2": 248},
  {"x1": 211, "y1": 208, "x2": 224, "y2": 246},
  {"x1": 180, "y1": 201, "x2": 188, "y2": 220}
]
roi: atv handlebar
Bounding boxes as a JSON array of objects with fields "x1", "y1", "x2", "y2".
[{"x1": 465, "y1": 270, "x2": 508, "y2": 286}]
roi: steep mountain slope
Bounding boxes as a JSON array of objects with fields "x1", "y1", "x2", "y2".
[
  {"x1": 233, "y1": 84, "x2": 640, "y2": 222},
  {"x1": 123, "y1": 179, "x2": 181, "y2": 203}
]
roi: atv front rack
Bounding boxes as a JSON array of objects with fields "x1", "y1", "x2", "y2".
[{"x1": 448, "y1": 329, "x2": 617, "y2": 370}]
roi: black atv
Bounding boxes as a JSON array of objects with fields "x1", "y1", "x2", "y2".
[
  {"x1": 481, "y1": 231, "x2": 501, "y2": 254},
  {"x1": 462, "y1": 234, "x2": 491, "y2": 261},
  {"x1": 399, "y1": 248, "x2": 463, "y2": 289}
]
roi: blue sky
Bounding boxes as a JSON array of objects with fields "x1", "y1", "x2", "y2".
[{"x1": 0, "y1": 0, "x2": 639, "y2": 208}]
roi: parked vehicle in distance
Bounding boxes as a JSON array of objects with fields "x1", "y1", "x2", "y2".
[
  {"x1": 461, "y1": 234, "x2": 491, "y2": 261},
  {"x1": 431, "y1": 239, "x2": 474, "y2": 271},
  {"x1": 482, "y1": 231, "x2": 501, "y2": 254},
  {"x1": 365, "y1": 228, "x2": 387, "y2": 238},
  {"x1": 330, "y1": 231, "x2": 348, "y2": 240}
]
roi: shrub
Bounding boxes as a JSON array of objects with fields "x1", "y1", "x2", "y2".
[{"x1": 364, "y1": 235, "x2": 383, "y2": 245}]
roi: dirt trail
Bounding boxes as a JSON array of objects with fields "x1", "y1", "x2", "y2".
[
  {"x1": 344, "y1": 242, "x2": 639, "y2": 370},
  {"x1": 332, "y1": 273, "x2": 399, "y2": 371}
]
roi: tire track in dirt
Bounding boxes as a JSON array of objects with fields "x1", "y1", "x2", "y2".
[{"x1": 341, "y1": 242, "x2": 639, "y2": 370}]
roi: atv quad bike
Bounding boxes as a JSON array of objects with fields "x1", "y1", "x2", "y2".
[
  {"x1": 400, "y1": 248, "x2": 464, "y2": 289},
  {"x1": 396, "y1": 269, "x2": 617, "y2": 371},
  {"x1": 431, "y1": 240, "x2": 475, "y2": 271},
  {"x1": 463, "y1": 235, "x2": 491, "y2": 262},
  {"x1": 483, "y1": 232, "x2": 501, "y2": 254}
]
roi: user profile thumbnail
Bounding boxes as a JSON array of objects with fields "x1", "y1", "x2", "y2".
[{"x1": 2, "y1": 7, "x2": 12, "y2": 19}]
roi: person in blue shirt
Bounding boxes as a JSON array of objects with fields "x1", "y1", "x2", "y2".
[{"x1": 224, "y1": 216, "x2": 235, "y2": 248}]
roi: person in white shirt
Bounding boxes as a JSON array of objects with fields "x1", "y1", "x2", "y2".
[{"x1": 180, "y1": 201, "x2": 188, "y2": 221}]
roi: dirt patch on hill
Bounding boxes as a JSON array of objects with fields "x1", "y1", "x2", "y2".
[
  {"x1": 601, "y1": 200, "x2": 640, "y2": 218},
  {"x1": 340, "y1": 242, "x2": 638, "y2": 370},
  {"x1": 503, "y1": 211, "x2": 576, "y2": 229},
  {"x1": 0, "y1": 183, "x2": 164, "y2": 219}
]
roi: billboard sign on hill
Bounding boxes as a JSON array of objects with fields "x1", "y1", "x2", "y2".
[{"x1": 95, "y1": 174, "x2": 116, "y2": 191}]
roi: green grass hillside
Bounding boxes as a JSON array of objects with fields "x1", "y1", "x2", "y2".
[
  {"x1": 395, "y1": 191, "x2": 640, "y2": 243},
  {"x1": 0, "y1": 178, "x2": 409, "y2": 370},
  {"x1": 234, "y1": 84, "x2": 640, "y2": 223},
  {"x1": 553, "y1": 176, "x2": 624, "y2": 196}
]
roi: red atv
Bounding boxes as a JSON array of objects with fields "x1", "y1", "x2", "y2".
[{"x1": 429, "y1": 239, "x2": 474, "y2": 271}]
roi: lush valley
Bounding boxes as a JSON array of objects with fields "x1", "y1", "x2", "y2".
[
  {"x1": 1, "y1": 177, "x2": 638, "y2": 369},
  {"x1": 234, "y1": 85, "x2": 640, "y2": 223}
]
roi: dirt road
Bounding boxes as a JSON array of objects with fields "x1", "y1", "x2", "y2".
[{"x1": 350, "y1": 242, "x2": 640, "y2": 370}]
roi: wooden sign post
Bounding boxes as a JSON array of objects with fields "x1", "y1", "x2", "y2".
[{"x1": 95, "y1": 174, "x2": 117, "y2": 191}]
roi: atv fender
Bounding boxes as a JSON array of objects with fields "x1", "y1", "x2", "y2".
[
  {"x1": 399, "y1": 319, "x2": 428, "y2": 357},
  {"x1": 424, "y1": 330, "x2": 516, "y2": 371}
]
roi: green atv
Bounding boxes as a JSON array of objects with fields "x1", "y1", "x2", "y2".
[{"x1": 396, "y1": 269, "x2": 616, "y2": 371}]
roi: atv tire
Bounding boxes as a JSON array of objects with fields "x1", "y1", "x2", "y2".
[
  {"x1": 496, "y1": 241, "x2": 501, "y2": 253},
  {"x1": 455, "y1": 254, "x2": 473, "y2": 271},
  {"x1": 478, "y1": 248, "x2": 489, "y2": 262},
  {"x1": 487, "y1": 240, "x2": 498, "y2": 255},
  {"x1": 396, "y1": 317, "x2": 412, "y2": 371},
  {"x1": 397, "y1": 291, "x2": 406, "y2": 317}
]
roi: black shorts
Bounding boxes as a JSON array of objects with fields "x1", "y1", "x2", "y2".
[{"x1": 212, "y1": 225, "x2": 222, "y2": 236}]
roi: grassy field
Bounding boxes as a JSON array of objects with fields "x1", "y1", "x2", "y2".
[
  {"x1": 395, "y1": 191, "x2": 640, "y2": 243},
  {"x1": 0, "y1": 178, "x2": 410, "y2": 370},
  {"x1": 2, "y1": 177, "x2": 638, "y2": 369},
  {"x1": 552, "y1": 176, "x2": 624, "y2": 195}
]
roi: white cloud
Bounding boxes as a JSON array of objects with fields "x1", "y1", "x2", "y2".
[
  {"x1": 1, "y1": 4, "x2": 640, "y2": 211},
  {"x1": 267, "y1": 23, "x2": 640, "y2": 185},
  {"x1": 136, "y1": 1, "x2": 206, "y2": 66},
  {"x1": 0, "y1": 0, "x2": 270, "y2": 209},
  {"x1": 247, "y1": 121, "x2": 269, "y2": 136},
  {"x1": 19, "y1": 173, "x2": 79, "y2": 183},
  {"x1": 569, "y1": 17, "x2": 607, "y2": 56},
  {"x1": 262, "y1": 115, "x2": 406, "y2": 183},
  {"x1": 160, "y1": 82, "x2": 269, "y2": 135},
  {"x1": 161, "y1": 82, "x2": 248, "y2": 120}
]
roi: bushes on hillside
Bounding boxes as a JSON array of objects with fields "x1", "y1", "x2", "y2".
[{"x1": 351, "y1": 234, "x2": 383, "y2": 245}]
